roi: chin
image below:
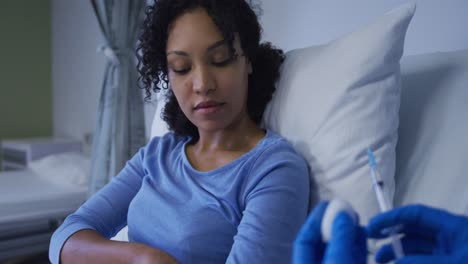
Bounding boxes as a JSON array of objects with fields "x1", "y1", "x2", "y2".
[{"x1": 194, "y1": 119, "x2": 231, "y2": 132}]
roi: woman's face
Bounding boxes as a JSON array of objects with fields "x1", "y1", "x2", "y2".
[{"x1": 166, "y1": 7, "x2": 252, "y2": 133}]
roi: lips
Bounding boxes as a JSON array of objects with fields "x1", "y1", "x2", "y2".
[{"x1": 194, "y1": 101, "x2": 224, "y2": 110}]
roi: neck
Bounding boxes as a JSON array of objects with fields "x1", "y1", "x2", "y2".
[{"x1": 193, "y1": 116, "x2": 265, "y2": 153}]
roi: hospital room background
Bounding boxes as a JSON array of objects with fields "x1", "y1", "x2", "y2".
[{"x1": 0, "y1": 0, "x2": 467, "y2": 263}]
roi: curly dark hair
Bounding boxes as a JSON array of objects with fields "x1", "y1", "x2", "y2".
[{"x1": 137, "y1": 0, "x2": 285, "y2": 140}]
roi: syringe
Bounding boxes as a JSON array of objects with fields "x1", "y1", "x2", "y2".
[{"x1": 367, "y1": 148, "x2": 404, "y2": 259}]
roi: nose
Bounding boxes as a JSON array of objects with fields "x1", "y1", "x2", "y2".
[{"x1": 191, "y1": 65, "x2": 215, "y2": 95}]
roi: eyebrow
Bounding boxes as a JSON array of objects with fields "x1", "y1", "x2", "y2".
[{"x1": 166, "y1": 39, "x2": 227, "y2": 57}]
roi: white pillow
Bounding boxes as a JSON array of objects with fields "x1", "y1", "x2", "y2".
[
  {"x1": 28, "y1": 152, "x2": 91, "y2": 187},
  {"x1": 263, "y1": 3, "x2": 415, "y2": 223}
]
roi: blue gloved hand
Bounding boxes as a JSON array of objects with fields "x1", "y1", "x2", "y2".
[
  {"x1": 293, "y1": 201, "x2": 367, "y2": 264},
  {"x1": 367, "y1": 204, "x2": 468, "y2": 263}
]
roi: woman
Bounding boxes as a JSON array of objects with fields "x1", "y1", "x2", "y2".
[{"x1": 49, "y1": 0, "x2": 310, "y2": 263}]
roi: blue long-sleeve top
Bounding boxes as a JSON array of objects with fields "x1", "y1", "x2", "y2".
[{"x1": 49, "y1": 130, "x2": 310, "y2": 263}]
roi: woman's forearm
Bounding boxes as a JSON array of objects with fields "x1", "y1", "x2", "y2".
[{"x1": 60, "y1": 229, "x2": 178, "y2": 264}]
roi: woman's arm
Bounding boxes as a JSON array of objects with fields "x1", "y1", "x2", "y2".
[
  {"x1": 226, "y1": 147, "x2": 311, "y2": 263},
  {"x1": 49, "y1": 138, "x2": 176, "y2": 263},
  {"x1": 49, "y1": 151, "x2": 145, "y2": 263},
  {"x1": 60, "y1": 229, "x2": 178, "y2": 264}
]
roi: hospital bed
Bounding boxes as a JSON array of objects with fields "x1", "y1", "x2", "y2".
[{"x1": 0, "y1": 155, "x2": 88, "y2": 261}]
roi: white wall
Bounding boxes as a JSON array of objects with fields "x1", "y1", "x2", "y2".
[
  {"x1": 259, "y1": 0, "x2": 468, "y2": 55},
  {"x1": 52, "y1": 0, "x2": 104, "y2": 141},
  {"x1": 51, "y1": 0, "x2": 468, "y2": 143}
]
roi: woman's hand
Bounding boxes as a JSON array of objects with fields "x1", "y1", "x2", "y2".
[{"x1": 60, "y1": 229, "x2": 178, "y2": 264}]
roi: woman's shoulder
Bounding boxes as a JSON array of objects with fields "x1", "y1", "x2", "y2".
[
  {"x1": 145, "y1": 131, "x2": 189, "y2": 153},
  {"x1": 256, "y1": 129, "x2": 302, "y2": 158},
  {"x1": 250, "y1": 129, "x2": 309, "y2": 172},
  {"x1": 242, "y1": 130, "x2": 310, "y2": 200}
]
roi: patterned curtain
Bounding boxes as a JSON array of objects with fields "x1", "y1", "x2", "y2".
[{"x1": 88, "y1": 0, "x2": 146, "y2": 196}]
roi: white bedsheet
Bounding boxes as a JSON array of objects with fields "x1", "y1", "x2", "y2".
[
  {"x1": 0, "y1": 168, "x2": 88, "y2": 260},
  {"x1": 0, "y1": 168, "x2": 87, "y2": 225}
]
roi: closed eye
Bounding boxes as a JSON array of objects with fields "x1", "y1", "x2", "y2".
[
  {"x1": 169, "y1": 52, "x2": 239, "y2": 75},
  {"x1": 212, "y1": 53, "x2": 238, "y2": 67},
  {"x1": 172, "y1": 68, "x2": 190, "y2": 75}
]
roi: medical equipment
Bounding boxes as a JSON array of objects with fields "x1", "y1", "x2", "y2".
[
  {"x1": 321, "y1": 199, "x2": 358, "y2": 242},
  {"x1": 367, "y1": 148, "x2": 404, "y2": 259},
  {"x1": 368, "y1": 204, "x2": 468, "y2": 263}
]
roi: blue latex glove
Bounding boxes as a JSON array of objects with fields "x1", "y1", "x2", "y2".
[
  {"x1": 367, "y1": 204, "x2": 468, "y2": 263},
  {"x1": 293, "y1": 201, "x2": 367, "y2": 264}
]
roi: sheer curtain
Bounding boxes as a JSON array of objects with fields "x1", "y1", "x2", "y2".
[{"x1": 88, "y1": 0, "x2": 146, "y2": 195}]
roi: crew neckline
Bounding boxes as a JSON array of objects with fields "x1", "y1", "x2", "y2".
[{"x1": 181, "y1": 129, "x2": 274, "y2": 175}]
